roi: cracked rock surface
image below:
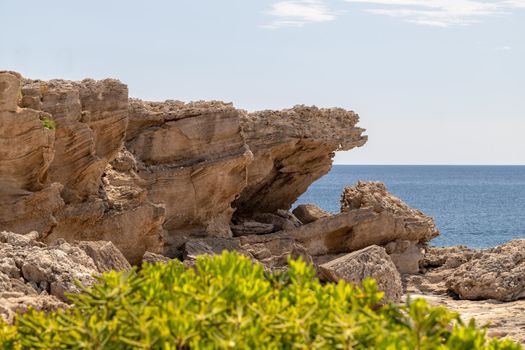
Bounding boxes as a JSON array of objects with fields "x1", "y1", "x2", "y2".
[{"x1": 0, "y1": 231, "x2": 129, "y2": 323}]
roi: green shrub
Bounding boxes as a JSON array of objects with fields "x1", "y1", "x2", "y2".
[
  {"x1": 40, "y1": 115, "x2": 56, "y2": 130},
  {"x1": 0, "y1": 252, "x2": 521, "y2": 349}
]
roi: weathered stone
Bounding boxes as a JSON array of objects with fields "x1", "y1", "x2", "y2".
[
  {"x1": 182, "y1": 233, "x2": 313, "y2": 271},
  {"x1": 0, "y1": 294, "x2": 66, "y2": 324},
  {"x1": 384, "y1": 240, "x2": 424, "y2": 274},
  {"x1": 0, "y1": 184, "x2": 64, "y2": 237},
  {"x1": 341, "y1": 181, "x2": 439, "y2": 244},
  {"x1": 235, "y1": 105, "x2": 367, "y2": 216},
  {"x1": 422, "y1": 246, "x2": 476, "y2": 270},
  {"x1": 446, "y1": 240, "x2": 525, "y2": 301},
  {"x1": 240, "y1": 232, "x2": 313, "y2": 270},
  {"x1": 20, "y1": 78, "x2": 129, "y2": 202},
  {"x1": 75, "y1": 241, "x2": 132, "y2": 272},
  {"x1": 287, "y1": 208, "x2": 378, "y2": 256},
  {"x1": 127, "y1": 99, "x2": 253, "y2": 253},
  {"x1": 286, "y1": 184, "x2": 438, "y2": 259},
  {"x1": 1, "y1": 71, "x2": 370, "y2": 269},
  {"x1": 0, "y1": 70, "x2": 21, "y2": 112},
  {"x1": 142, "y1": 251, "x2": 171, "y2": 265},
  {"x1": 253, "y1": 210, "x2": 302, "y2": 232},
  {"x1": 318, "y1": 245, "x2": 403, "y2": 302},
  {"x1": 405, "y1": 246, "x2": 478, "y2": 296},
  {"x1": 231, "y1": 221, "x2": 275, "y2": 236},
  {"x1": 0, "y1": 232, "x2": 98, "y2": 302},
  {"x1": 46, "y1": 196, "x2": 166, "y2": 265},
  {"x1": 0, "y1": 72, "x2": 60, "y2": 237},
  {"x1": 292, "y1": 204, "x2": 331, "y2": 224},
  {"x1": 183, "y1": 237, "x2": 243, "y2": 261}
]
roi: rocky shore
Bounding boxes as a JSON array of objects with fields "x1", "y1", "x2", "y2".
[{"x1": 1, "y1": 71, "x2": 523, "y2": 344}]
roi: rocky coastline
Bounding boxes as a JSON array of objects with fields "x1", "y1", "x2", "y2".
[{"x1": 1, "y1": 71, "x2": 523, "y2": 344}]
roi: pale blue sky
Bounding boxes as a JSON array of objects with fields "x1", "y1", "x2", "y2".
[{"x1": 1, "y1": 0, "x2": 524, "y2": 164}]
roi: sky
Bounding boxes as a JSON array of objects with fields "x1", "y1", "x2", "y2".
[{"x1": 1, "y1": 0, "x2": 524, "y2": 165}]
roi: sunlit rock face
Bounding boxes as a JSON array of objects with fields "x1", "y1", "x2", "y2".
[
  {"x1": 234, "y1": 105, "x2": 367, "y2": 217},
  {"x1": 0, "y1": 71, "x2": 367, "y2": 263},
  {"x1": 124, "y1": 99, "x2": 253, "y2": 257}
]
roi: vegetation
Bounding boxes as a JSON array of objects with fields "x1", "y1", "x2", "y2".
[
  {"x1": 0, "y1": 252, "x2": 521, "y2": 349},
  {"x1": 40, "y1": 115, "x2": 56, "y2": 130}
]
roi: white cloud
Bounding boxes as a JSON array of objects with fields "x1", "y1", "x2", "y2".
[
  {"x1": 345, "y1": 0, "x2": 525, "y2": 26},
  {"x1": 501, "y1": 0, "x2": 525, "y2": 7},
  {"x1": 262, "y1": 0, "x2": 336, "y2": 29}
]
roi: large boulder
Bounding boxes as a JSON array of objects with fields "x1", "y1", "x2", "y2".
[
  {"x1": 292, "y1": 204, "x2": 331, "y2": 224},
  {"x1": 239, "y1": 233, "x2": 313, "y2": 270},
  {"x1": 446, "y1": 240, "x2": 525, "y2": 301},
  {"x1": 318, "y1": 245, "x2": 403, "y2": 302},
  {"x1": 384, "y1": 240, "x2": 424, "y2": 274},
  {"x1": 286, "y1": 182, "x2": 439, "y2": 264},
  {"x1": 183, "y1": 237, "x2": 243, "y2": 262},
  {"x1": 405, "y1": 246, "x2": 478, "y2": 296},
  {"x1": 340, "y1": 181, "x2": 439, "y2": 244},
  {"x1": 421, "y1": 246, "x2": 476, "y2": 270},
  {"x1": 286, "y1": 208, "x2": 378, "y2": 255}
]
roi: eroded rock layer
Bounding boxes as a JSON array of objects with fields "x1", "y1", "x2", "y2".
[
  {"x1": 0, "y1": 71, "x2": 60, "y2": 237},
  {"x1": 235, "y1": 106, "x2": 367, "y2": 216},
  {"x1": 125, "y1": 100, "x2": 253, "y2": 256},
  {"x1": 0, "y1": 71, "x2": 367, "y2": 263}
]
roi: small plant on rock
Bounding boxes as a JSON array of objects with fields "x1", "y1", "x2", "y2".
[{"x1": 39, "y1": 114, "x2": 56, "y2": 130}]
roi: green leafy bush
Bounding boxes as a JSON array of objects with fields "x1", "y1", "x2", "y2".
[
  {"x1": 0, "y1": 252, "x2": 521, "y2": 349},
  {"x1": 40, "y1": 115, "x2": 56, "y2": 130}
]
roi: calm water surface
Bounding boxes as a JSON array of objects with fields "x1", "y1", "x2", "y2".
[{"x1": 294, "y1": 165, "x2": 525, "y2": 247}]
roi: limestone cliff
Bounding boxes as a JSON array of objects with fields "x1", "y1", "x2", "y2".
[{"x1": 0, "y1": 71, "x2": 367, "y2": 262}]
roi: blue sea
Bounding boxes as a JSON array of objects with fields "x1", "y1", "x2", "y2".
[{"x1": 294, "y1": 165, "x2": 525, "y2": 248}]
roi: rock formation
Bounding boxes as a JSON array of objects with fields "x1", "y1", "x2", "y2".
[
  {"x1": 318, "y1": 245, "x2": 403, "y2": 302},
  {"x1": 341, "y1": 181, "x2": 439, "y2": 244},
  {"x1": 446, "y1": 240, "x2": 525, "y2": 301},
  {"x1": 286, "y1": 208, "x2": 378, "y2": 256},
  {"x1": 0, "y1": 71, "x2": 61, "y2": 237},
  {"x1": 181, "y1": 233, "x2": 312, "y2": 271},
  {"x1": 2, "y1": 70, "x2": 524, "y2": 344},
  {"x1": 0, "y1": 231, "x2": 129, "y2": 323},
  {"x1": 292, "y1": 204, "x2": 331, "y2": 224},
  {"x1": 234, "y1": 106, "x2": 367, "y2": 216},
  {"x1": 0, "y1": 71, "x2": 368, "y2": 263},
  {"x1": 280, "y1": 182, "x2": 437, "y2": 275},
  {"x1": 384, "y1": 240, "x2": 424, "y2": 274},
  {"x1": 125, "y1": 99, "x2": 253, "y2": 255},
  {"x1": 408, "y1": 240, "x2": 525, "y2": 302}
]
